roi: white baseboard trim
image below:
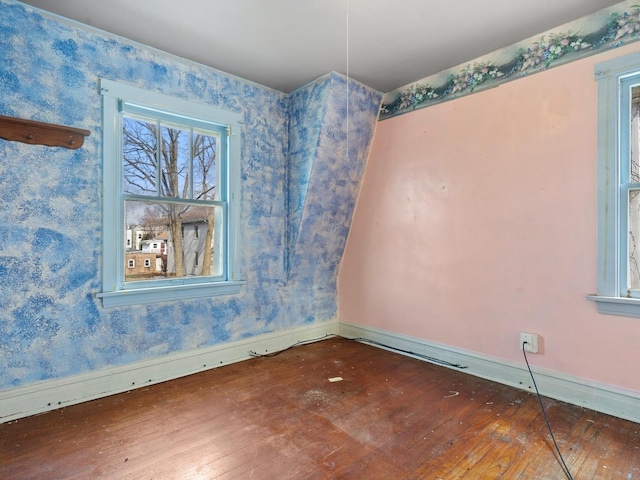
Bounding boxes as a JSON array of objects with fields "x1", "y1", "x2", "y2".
[
  {"x1": 338, "y1": 321, "x2": 640, "y2": 425},
  {"x1": 3, "y1": 319, "x2": 638, "y2": 426},
  {"x1": 0, "y1": 320, "x2": 339, "y2": 424}
]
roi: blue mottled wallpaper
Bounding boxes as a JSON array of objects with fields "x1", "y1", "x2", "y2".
[
  {"x1": 287, "y1": 76, "x2": 331, "y2": 262},
  {"x1": 0, "y1": 0, "x2": 381, "y2": 391},
  {"x1": 286, "y1": 73, "x2": 382, "y2": 324}
]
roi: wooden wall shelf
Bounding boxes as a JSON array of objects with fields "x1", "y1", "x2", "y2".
[{"x1": 0, "y1": 115, "x2": 90, "y2": 149}]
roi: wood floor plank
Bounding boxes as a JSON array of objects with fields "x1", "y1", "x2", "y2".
[{"x1": 0, "y1": 337, "x2": 638, "y2": 479}]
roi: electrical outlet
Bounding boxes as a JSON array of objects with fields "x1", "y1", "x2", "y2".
[{"x1": 520, "y1": 332, "x2": 539, "y2": 353}]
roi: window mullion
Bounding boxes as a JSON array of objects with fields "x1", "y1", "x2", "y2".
[
  {"x1": 123, "y1": 193, "x2": 222, "y2": 207},
  {"x1": 189, "y1": 126, "x2": 194, "y2": 200},
  {"x1": 156, "y1": 119, "x2": 162, "y2": 197}
]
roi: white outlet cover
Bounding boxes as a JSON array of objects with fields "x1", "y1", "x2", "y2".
[{"x1": 520, "y1": 332, "x2": 539, "y2": 353}]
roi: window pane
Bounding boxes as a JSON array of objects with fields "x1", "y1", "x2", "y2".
[
  {"x1": 124, "y1": 200, "x2": 222, "y2": 281},
  {"x1": 160, "y1": 125, "x2": 190, "y2": 198},
  {"x1": 629, "y1": 190, "x2": 640, "y2": 290},
  {"x1": 632, "y1": 86, "x2": 640, "y2": 183},
  {"x1": 123, "y1": 116, "x2": 158, "y2": 195},
  {"x1": 193, "y1": 131, "x2": 219, "y2": 200}
]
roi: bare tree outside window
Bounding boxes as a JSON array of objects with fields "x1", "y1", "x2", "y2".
[{"x1": 122, "y1": 116, "x2": 220, "y2": 281}]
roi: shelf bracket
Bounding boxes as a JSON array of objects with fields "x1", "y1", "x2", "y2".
[{"x1": 0, "y1": 115, "x2": 90, "y2": 149}]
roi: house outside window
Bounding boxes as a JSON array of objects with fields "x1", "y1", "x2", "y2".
[
  {"x1": 128, "y1": 259, "x2": 135, "y2": 268},
  {"x1": 590, "y1": 51, "x2": 640, "y2": 317},
  {"x1": 98, "y1": 79, "x2": 244, "y2": 307}
]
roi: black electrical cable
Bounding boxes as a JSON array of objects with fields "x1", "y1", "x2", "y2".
[
  {"x1": 343, "y1": 336, "x2": 467, "y2": 369},
  {"x1": 248, "y1": 333, "x2": 337, "y2": 357},
  {"x1": 522, "y1": 341, "x2": 575, "y2": 480},
  {"x1": 250, "y1": 333, "x2": 467, "y2": 369}
]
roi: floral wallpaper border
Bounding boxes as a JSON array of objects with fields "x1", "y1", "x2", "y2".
[{"x1": 380, "y1": 1, "x2": 640, "y2": 120}]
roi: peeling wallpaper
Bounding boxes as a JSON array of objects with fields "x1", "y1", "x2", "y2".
[{"x1": 0, "y1": 0, "x2": 381, "y2": 390}]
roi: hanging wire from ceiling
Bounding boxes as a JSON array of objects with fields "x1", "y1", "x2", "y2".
[{"x1": 346, "y1": 0, "x2": 350, "y2": 166}]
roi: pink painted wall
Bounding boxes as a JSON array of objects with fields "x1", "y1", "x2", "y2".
[{"x1": 338, "y1": 43, "x2": 640, "y2": 393}]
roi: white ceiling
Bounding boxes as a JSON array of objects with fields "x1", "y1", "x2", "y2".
[{"x1": 19, "y1": 0, "x2": 623, "y2": 93}]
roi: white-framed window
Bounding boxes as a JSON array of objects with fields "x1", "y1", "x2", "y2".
[
  {"x1": 144, "y1": 259, "x2": 151, "y2": 268},
  {"x1": 589, "y1": 51, "x2": 640, "y2": 317},
  {"x1": 97, "y1": 79, "x2": 244, "y2": 308},
  {"x1": 128, "y1": 259, "x2": 135, "y2": 268}
]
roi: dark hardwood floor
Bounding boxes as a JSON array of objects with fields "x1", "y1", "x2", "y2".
[{"x1": 0, "y1": 337, "x2": 638, "y2": 479}]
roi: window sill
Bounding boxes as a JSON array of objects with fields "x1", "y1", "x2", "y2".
[
  {"x1": 587, "y1": 294, "x2": 640, "y2": 318},
  {"x1": 97, "y1": 281, "x2": 245, "y2": 308}
]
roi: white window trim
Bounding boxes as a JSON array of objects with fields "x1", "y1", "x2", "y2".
[
  {"x1": 97, "y1": 79, "x2": 244, "y2": 308},
  {"x1": 589, "y1": 52, "x2": 640, "y2": 317}
]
